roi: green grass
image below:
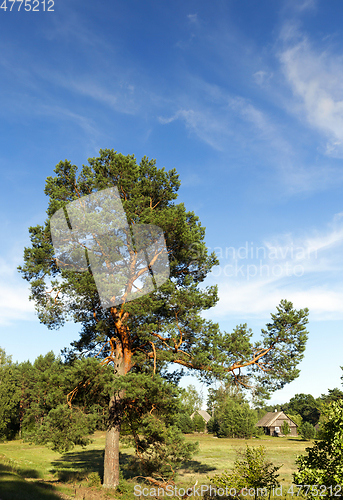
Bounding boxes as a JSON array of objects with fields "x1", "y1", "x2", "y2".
[
  {"x1": 178, "y1": 434, "x2": 310, "y2": 486},
  {"x1": 0, "y1": 432, "x2": 313, "y2": 499}
]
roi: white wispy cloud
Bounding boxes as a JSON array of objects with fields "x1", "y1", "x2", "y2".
[
  {"x1": 158, "y1": 83, "x2": 293, "y2": 159},
  {"x1": 159, "y1": 108, "x2": 231, "y2": 150},
  {"x1": 64, "y1": 80, "x2": 139, "y2": 116},
  {"x1": 253, "y1": 70, "x2": 273, "y2": 87},
  {"x1": 279, "y1": 33, "x2": 343, "y2": 157},
  {"x1": 0, "y1": 256, "x2": 35, "y2": 326},
  {"x1": 205, "y1": 280, "x2": 343, "y2": 321},
  {"x1": 204, "y1": 213, "x2": 343, "y2": 320},
  {"x1": 187, "y1": 14, "x2": 198, "y2": 24},
  {"x1": 37, "y1": 104, "x2": 100, "y2": 137},
  {"x1": 286, "y1": 0, "x2": 318, "y2": 12}
]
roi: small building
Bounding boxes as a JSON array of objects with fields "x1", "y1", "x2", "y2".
[
  {"x1": 256, "y1": 410, "x2": 297, "y2": 436},
  {"x1": 190, "y1": 409, "x2": 212, "y2": 425}
]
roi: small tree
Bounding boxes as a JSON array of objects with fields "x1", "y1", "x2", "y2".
[
  {"x1": 281, "y1": 420, "x2": 290, "y2": 437},
  {"x1": 210, "y1": 445, "x2": 282, "y2": 500},
  {"x1": 180, "y1": 384, "x2": 203, "y2": 415},
  {"x1": 294, "y1": 400, "x2": 343, "y2": 496},
  {"x1": 193, "y1": 413, "x2": 206, "y2": 432},
  {"x1": 210, "y1": 397, "x2": 257, "y2": 438},
  {"x1": 129, "y1": 413, "x2": 198, "y2": 482},
  {"x1": 300, "y1": 421, "x2": 316, "y2": 440},
  {"x1": 175, "y1": 413, "x2": 194, "y2": 433}
]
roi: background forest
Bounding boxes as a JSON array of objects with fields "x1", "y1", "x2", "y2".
[{"x1": 1, "y1": 345, "x2": 342, "y2": 448}]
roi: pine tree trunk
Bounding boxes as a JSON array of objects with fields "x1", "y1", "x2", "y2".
[
  {"x1": 103, "y1": 393, "x2": 122, "y2": 488},
  {"x1": 102, "y1": 318, "x2": 132, "y2": 488}
]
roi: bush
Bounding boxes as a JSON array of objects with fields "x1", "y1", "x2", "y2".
[
  {"x1": 27, "y1": 405, "x2": 96, "y2": 452},
  {"x1": 130, "y1": 414, "x2": 199, "y2": 480},
  {"x1": 175, "y1": 413, "x2": 194, "y2": 433},
  {"x1": 87, "y1": 472, "x2": 101, "y2": 487},
  {"x1": 207, "y1": 417, "x2": 215, "y2": 434},
  {"x1": 210, "y1": 445, "x2": 282, "y2": 500},
  {"x1": 193, "y1": 413, "x2": 206, "y2": 432},
  {"x1": 281, "y1": 420, "x2": 290, "y2": 436},
  {"x1": 252, "y1": 425, "x2": 264, "y2": 437},
  {"x1": 294, "y1": 400, "x2": 343, "y2": 498},
  {"x1": 212, "y1": 399, "x2": 257, "y2": 438},
  {"x1": 300, "y1": 421, "x2": 316, "y2": 440}
]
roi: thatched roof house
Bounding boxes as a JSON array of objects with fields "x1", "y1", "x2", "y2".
[
  {"x1": 190, "y1": 409, "x2": 212, "y2": 423},
  {"x1": 256, "y1": 411, "x2": 297, "y2": 436}
]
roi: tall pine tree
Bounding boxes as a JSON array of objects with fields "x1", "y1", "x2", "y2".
[{"x1": 19, "y1": 149, "x2": 309, "y2": 487}]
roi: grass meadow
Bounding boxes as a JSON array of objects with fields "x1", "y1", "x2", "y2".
[{"x1": 0, "y1": 432, "x2": 311, "y2": 500}]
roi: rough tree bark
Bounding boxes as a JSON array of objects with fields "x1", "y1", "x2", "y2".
[{"x1": 103, "y1": 393, "x2": 123, "y2": 488}]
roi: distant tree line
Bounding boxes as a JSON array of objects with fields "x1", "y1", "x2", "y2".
[
  {"x1": 2, "y1": 343, "x2": 342, "y2": 449},
  {"x1": 0, "y1": 348, "x2": 112, "y2": 444}
]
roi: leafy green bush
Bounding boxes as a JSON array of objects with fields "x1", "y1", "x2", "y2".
[
  {"x1": 27, "y1": 404, "x2": 96, "y2": 452},
  {"x1": 193, "y1": 413, "x2": 206, "y2": 432},
  {"x1": 207, "y1": 417, "x2": 215, "y2": 434},
  {"x1": 87, "y1": 471, "x2": 101, "y2": 487},
  {"x1": 210, "y1": 445, "x2": 282, "y2": 500},
  {"x1": 252, "y1": 425, "x2": 264, "y2": 437},
  {"x1": 294, "y1": 400, "x2": 343, "y2": 498},
  {"x1": 130, "y1": 414, "x2": 199, "y2": 480},
  {"x1": 211, "y1": 399, "x2": 258, "y2": 438},
  {"x1": 300, "y1": 421, "x2": 316, "y2": 440},
  {"x1": 175, "y1": 413, "x2": 194, "y2": 433},
  {"x1": 281, "y1": 420, "x2": 290, "y2": 436}
]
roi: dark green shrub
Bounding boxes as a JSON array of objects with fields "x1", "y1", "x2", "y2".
[
  {"x1": 129, "y1": 414, "x2": 199, "y2": 480},
  {"x1": 207, "y1": 417, "x2": 215, "y2": 434},
  {"x1": 300, "y1": 421, "x2": 316, "y2": 440},
  {"x1": 175, "y1": 413, "x2": 194, "y2": 433},
  {"x1": 213, "y1": 399, "x2": 257, "y2": 438},
  {"x1": 210, "y1": 445, "x2": 282, "y2": 500}
]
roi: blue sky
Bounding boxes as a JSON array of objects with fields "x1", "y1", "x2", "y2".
[{"x1": 1, "y1": 0, "x2": 343, "y2": 405}]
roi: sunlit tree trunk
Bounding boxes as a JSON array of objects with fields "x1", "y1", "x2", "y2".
[{"x1": 103, "y1": 393, "x2": 123, "y2": 488}]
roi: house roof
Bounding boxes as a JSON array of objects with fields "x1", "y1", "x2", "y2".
[
  {"x1": 256, "y1": 411, "x2": 297, "y2": 428},
  {"x1": 191, "y1": 409, "x2": 212, "y2": 423}
]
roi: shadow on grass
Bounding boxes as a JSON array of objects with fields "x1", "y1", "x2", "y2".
[
  {"x1": 0, "y1": 464, "x2": 61, "y2": 500},
  {"x1": 50, "y1": 449, "x2": 134, "y2": 482},
  {"x1": 181, "y1": 459, "x2": 217, "y2": 474},
  {"x1": 285, "y1": 438, "x2": 313, "y2": 442},
  {"x1": 0, "y1": 461, "x2": 41, "y2": 478}
]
